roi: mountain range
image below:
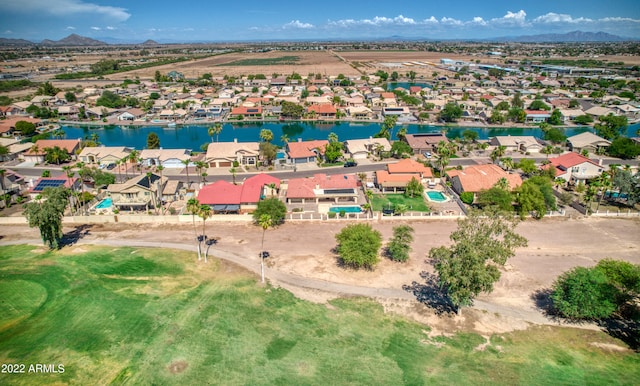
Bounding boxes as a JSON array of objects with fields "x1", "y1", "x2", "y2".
[{"x1": 0, "y1": 31, "x2": 635, "y2": 46}]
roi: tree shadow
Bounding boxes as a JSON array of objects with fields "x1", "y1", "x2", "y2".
[
  {"x1": 597, "y1": 318, "x2": 640, "y2": 351},
  {"x1": 402, "y1": 271, "x2": 457, "y2": 315},
  {"x1": 60, "y1": 224, "x2": 93, "y2": 247}
]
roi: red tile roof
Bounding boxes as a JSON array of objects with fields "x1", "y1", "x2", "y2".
[
  {"x1": 286, "y1": 140, "x2": 328, "y2": 159},
  {"x1": 231, "y1": 106, "x2": 262, "y2": 115},
  {"x1": 387, "y1": 159, "x2": 433, "y2": 177},
  {"x1": 286, "y1": 173, "x2": 357, "y2": 199},
  {"x1": 307, "y1": 104, "x2": 337, "y2": 115},
  {"x1": 543, "y1": 152, "x2": 600, "y2": 176},
  {"x1": 376, "y1": 170, "x2": 421, "y2": 186},
  {"x1": 447, "y1": 164, "x2": 522, "y2": 193},
  {"x1": 198, "y1": 173, "x2": 280, "y2": 205},
  {"x1": 27, "y1": 139, "x2": 81, "y2": 155}
]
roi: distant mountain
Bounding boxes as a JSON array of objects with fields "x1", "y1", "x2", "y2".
[
  {"x1": 0, "y1": 37, "x2": 35, "y2": 46},
  {"x1": 141, "y1": 39, "x2": 159, "y2": 45},
  {"x1": 492, "y1": 30, "x2": 632, "y2": 42},
  {"x1": 41, "y1": 34, "x2": 107, "y2": 46}
]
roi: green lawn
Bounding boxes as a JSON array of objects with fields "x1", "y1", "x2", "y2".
[
  {"x1": 372, "y1": 193, "x2": 430, "y2": 212},
  {"x1": 1, "y1": 245, "x2": 638, "y2": 385}
]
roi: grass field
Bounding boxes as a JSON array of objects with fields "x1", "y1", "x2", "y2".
[
  {"x1": 372, "y1": 193, "x2": 431, "y2": 212},
  {"x1": 217, "y1": 56, "x2": 300, "y2": 66},
  {"x1": 0, "y1": 245, "x2": 638, "y2": 385}
]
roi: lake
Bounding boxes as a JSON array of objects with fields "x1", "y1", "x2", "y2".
[{"x1": 61, "y1": 122, "x2": 640, "y2": 150}]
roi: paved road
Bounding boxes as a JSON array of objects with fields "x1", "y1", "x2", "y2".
[{"x1": 1, "y1": 236, "x2": 553, "y2": 326}]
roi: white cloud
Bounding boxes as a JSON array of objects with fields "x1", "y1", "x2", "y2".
[
  {"x1": 472, "y1": 17, "x2": 486, "y2": 26},
  {"x1": 0, "y1": 0, "x2": 130, "y2": 22},
  {"x1": 106, "y1": 26, "x2": 115, "y2": 30},
  {"x1": 599, "y1": 17, "x2": 640, "y2": 23},
  {"x1": 423, "y1": 16, "x2": 438, "y2": 24},
  {"x1": 91, "y1": 26, "x2": 101, "y2": 31},
  {"x1": 329, "y1": 15, "x2": 417, "y2": 27},
  {"x1": 4, "y1": 30, "x2": 13, "y2": 34},
  {"x1": 66, "y1": 26, "x2": 76, "y2": 30},
  {"x1": 283, "y1": 20, "x2": 314, "y2": 29},
  {"x1": 440, "y1": 17, "x2": 463, "y2": 26},
  {"x1": 492, "y1": 10, "x2": 528, "y2": 25},
  {"x1": 533, "y1": 13, "x2": 593, "y2": 24}
]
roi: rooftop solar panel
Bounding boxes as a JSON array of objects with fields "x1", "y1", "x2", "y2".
[{"x1": 33, "y1": 179, "x2": 66, "y2": 192}]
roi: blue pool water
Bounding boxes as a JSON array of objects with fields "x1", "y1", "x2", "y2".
[
  {"x1": 95, "y1": 197, "x2": 113, "y2": 209},
  {"x1": 329, "y1": 206, "x2": 362, "y2": 213},
  {"x1": 426, "y1": 191, "x2": 447, "y2": 202}
]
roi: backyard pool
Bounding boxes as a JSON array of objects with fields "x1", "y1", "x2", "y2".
[
  {"x1": 329, "y1": 206, "x2": 362, "y2": 213},
  {"x1": 95, "y1": 197, "x2": 113, "y2": 209},
  {"x1": 425, "y1": 191, "x2": 449, "y2": 202}
]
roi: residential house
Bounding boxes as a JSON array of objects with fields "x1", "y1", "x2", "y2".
[
  {"x1": 375, "y1": 159, "x2": 434, "y2": 193},
  {"x1": 286, "y1": 139, "x2": 329, "y2": 164},
  {"x1": 286, "y1": 173, "x2": 358, "y2": 204},
  {"x1": 205, "y1": 140, "x2": 260, "y2": 168},
  {"x1": 447, "y1": 164, "x2": 522, "y2": 197},
  {"x1": 584, "y1": 106, "x2": 614, "y2": 119},
  {"x1": 544, "y1": 153, "x2": 604, "y2": 184},
  {"x1": 230, "y1": 106, "x2": 262, "y2": 119},
  {"x1": 346, "y1": 106, "x2": 373, "y2": 119},
  {"x1": 78, "y1": 146, "x2": 132, "y2": 166},
  {"x1": 106, "y1": 173, "x2": 167, "y2": 211},
  {"x1": 344, "y1": 137, "x2": 391, "y2": 160},
  {"x1": 140, "y1": 149, "x2": 191, "y2": 168},
  {"x1": 0, "y1": 169, "x2": 25, "y2": 206},
  {"x1": 117, "y1": 108, "x2": 145, "y2": 121},
  {"x1": 489, "y1": 136, "x2": 543, "y2": 153},
  {"x1": 567, "y1": 132, "x2": 611, "y2": 154},
  {"x1": 23, "y1": 139, "x2": 81, "y2": 164},
  {"x1": 0, "y1": 117, "x2": 42, "y2": 138},
  {"x1": 404, "y1": 133, "x2": 449, "y2": 154},
  {"x1": 524, "y1": 110, "x2": 551, "y2": 123},
  {"x1": 307, "y1": 104, "x2": 337, "y2": 119},
  {"x1": 198, "y1": 173, "x2": 280, "y2": 214},
  {"x1": 558, "y1": 108, "x2": 585, "y2": 123}
]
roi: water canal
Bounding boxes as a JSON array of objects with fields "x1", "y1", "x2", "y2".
[{"x1": 61, "y1": 122, "x2": 639, "y2": 150}]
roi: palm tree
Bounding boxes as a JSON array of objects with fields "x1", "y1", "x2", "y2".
[
  {"x1": 500, "y1": 157, "x2": 514, "y2": 172},
  {"x1": 594, "y1": 171, "x2": 612, "y2": 212},
  {"x1": 62, "y1": 165, "x2": 76, "y2": 215},
  {"x1": 541, "y1": 145, "x2": 554, "y2": 159},
  {"x1": 229, "y1": 167, "x2": 237, "y2": 185},
  {"x1": 490, "y1": 145, "x2": 506, "y2": 163},
  {"x1": 187, "y1": 198, "x2": 201, "y2": 260},
  {"x1": 435, "y1": 140, "x2": 455, "y2": 176},
  {"x1": 75, "y1": 162, "x2": 89, "y2": 215},
  {"x1": 208, "y1": 122, "x2": 223, "y2": 142},
  {"x1": 156, "y1": 165, "x2": 165, "y2": 214},
  {"x1": 258, "y1": 213, "x2": 273, "y2": 283},
  {"x1": 146, "y1": 172, "x2": 159, "y2": 214},
  {"x1": 280, "y1": 134, "x2": 290, "y2": 144},
  {"x1": 198, "y1": 204, "x2": 212, "y2": 263},
  {"x1": 396, "y1": 126, "x2": 407, "y2": 141},
  {"x1": 181, "y1": 158, "x2": 191, "y2": 190},
  {"x1": 128, "y1": 150, "x2": 140, "y2": 173}
]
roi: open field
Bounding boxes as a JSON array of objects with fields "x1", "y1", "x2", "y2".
[{"x1": 0, "y1": 244, "x2": 638, "y2": 385}]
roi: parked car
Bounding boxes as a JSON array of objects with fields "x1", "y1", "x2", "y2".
[
  {"x1": 423, "y1": 152, "x2": 432, "y2": 158},
  {"x1": 344, "y1": 160, "x2": 358, "y2": 167}
]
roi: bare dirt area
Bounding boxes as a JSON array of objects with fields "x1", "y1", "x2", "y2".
[{"x1": 108, "y1": 50, "x2": 359, "y2": 80}]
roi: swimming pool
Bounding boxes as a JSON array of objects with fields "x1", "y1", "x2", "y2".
[
  {"x1": 329, "y1": 206, "x2": 362, "y2": 213},
  {"x1": 95, "y1": 197, "x2": 113, "y2": 209},
  {"x1": 425, "y1": 191, "x2": 448, "y2": 202}
]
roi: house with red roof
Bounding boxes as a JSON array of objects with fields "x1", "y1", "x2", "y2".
[
  {"x1": 447, "y1": 164, "x2": 522, "y2": 197},
  {"x1": 307, "y1": 103, "x2": 337, "y2": 119},
  {"x1": 23, "y1": 139, "x2": 81, "y2": 164},
  {"x1": 230, "y1": 106, "x2": 263, "y2": 119},
  {"x1": 28, "y1": 175, "x2": 81, "y2": 199},
  {"x1": 197, "y1": 173, "x2": 280, "y2": 213},
  {"x1": 286, "y1": 139, "x2": 329, "y2": 164},
  {"x1": 286, "y1": 173, "x2": 358, "y2": 204},
  {"x1": 543, "y1": 153, "x2": 604, "y2": 184},
  {"x1": 375, "y1": 159, "x2": 433, "y2": 193}
]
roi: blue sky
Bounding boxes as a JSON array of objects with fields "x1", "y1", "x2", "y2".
[{"x1": 1, "y1": 0, "x2": 639, "y2": 42}]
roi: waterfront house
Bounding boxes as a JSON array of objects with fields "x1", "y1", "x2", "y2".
[
  {"x1": 524, "y1": 110, "x2": 551, "y2": 124},
  {"x1": 307, "y1": 104, "x2": 337, "y2": 119},
  {"x1": 198, "y1": 173, "x2": 280, "y2": 214},
  {"x1": 567, "y1": 132, "x2": 611, "y2": 154},
  {"x1": 23, "y1": 139, "x2": 81, "y2": 164},
  {"x1": 140, "y1": 149, "x2": 192, "y2": 168},
  {"x1": 489, "y1": 136, "x2": 543, "y2": 153},
  {"x1": 205, "y1": 140, "x2": 260, "y2": 168},
  {"x1": 78, "y1": 146, "x2": 131, "y2": 166},
  {"x1": 404, "y1": 133, "x2": 449, "y2": 154},
  {"x1": 344, "y1": 137, "x2": 391, "y2": 160}
]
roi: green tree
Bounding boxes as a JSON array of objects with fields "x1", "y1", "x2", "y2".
[
  {"x1": 440, "y1": 103, "x2": 463, "y2": 122},
  {"x1": 477, "y1": 187, "x2": 514, "y2": 212},
  {"x1": 259, "y1": 129, "x2": 274, "y2": 143},
  {"x1": 528, "y1": 100, "x2": 550, "y2": 111},
  {"x1": 259, "y1": 142, "x2": 278, "y2": 166},
  {"x1": 146, "y1": 132, "x2": 160, "y2": 149},
  {"x1": 96, "y1": 90, "x2": 125, "y2": 108},
  {"x1": 490, "y1": 145, "x2": 506, "y2": 163},
  {"x1": 15, "y1": 121, "x2": 36, "y2": 136},
  {"x1": 335, "y1": 223, "x2": 382, "y2": 269},
  {"x1": 460, "y1": 191, "x2": 474, "y2": 205},
  {"x1": 511, "y1": 92, "x2": 524, "y2": 108},
  {"x1": 281, "y1": 101, "x2": 304, "y2": 118},
  {"x1": 574, "y1": 115, "x2": 594, "y2": 125},
  {"x1": 253, "y1": 197, "x2": 287, "y2": 224},
  {"x1": 390, "y1": 71, "x2": 399, "y2": 81},
  {"x1": 495, "y1": 101, "x2": 510, "y2": 111},
  {"x1": 390, "y1": 141, "x2": 412, "y2": 158},
  {"x1": 607, "y1": 137, "x2": 640, "y2": 159},
  {"x1": 186, "y1": 198, "x2": 201, "y2": 259},
  {"x1": 548, "y1": 109, "x2": 563, "y2": 125},
  {"x1": 595, "y1": 114, "x2": 628, "y2": 140},
  {"x1": 386, "y1": 225, "x2": 414, "y2": 262},
  {"x1": 405, "y1": 177, "x2": 423, "y2": 198},
  {"x1": 324, "y1": 134, "x2": 343, "y2": 163},
  {"x1": 435, "y1": 140, "x2": 456, "y2": 176},
  {"x1": 64, "y1": 91, "x2": 77, "y2": 102},
  {"x1": 198, "y1": 204, "x2": 212, "y2": 263},
  {"x1": 208, "y1": 122, "x2": 223, "y2": 142},
  {"x1": 44, "y1": 146, "x2": 70, "y2": 165},
  {"x1": 551, "y1": 267, "x2": 618, "y2": 320},
  {"x1": 507, "y1": 107, "x2": 525, "y2": 123},
  {"x1": 429, "y1": 210, "x2": 528, "y2": 311},
  {"x1": 23, "y1": 187, "x2": 69, "y2": 249},
  {"x1": 543, "y1": 126, "x2": 567, "y2": 144},
  {"x1": 462, "y1": 130, "x2": 479, "y2": 144},
  {"x1": 517, "y1": 158, "x2": 537, "y2": 176},
  {"x1": 489, "y1": 110, "x2": 506, "y2": 124},
  {"x1": 515, "y1": 180, "x2": 547, "y2": 219},
  {"x1": 37, "y1": 81, "x2": 59, "y2": 96}
]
